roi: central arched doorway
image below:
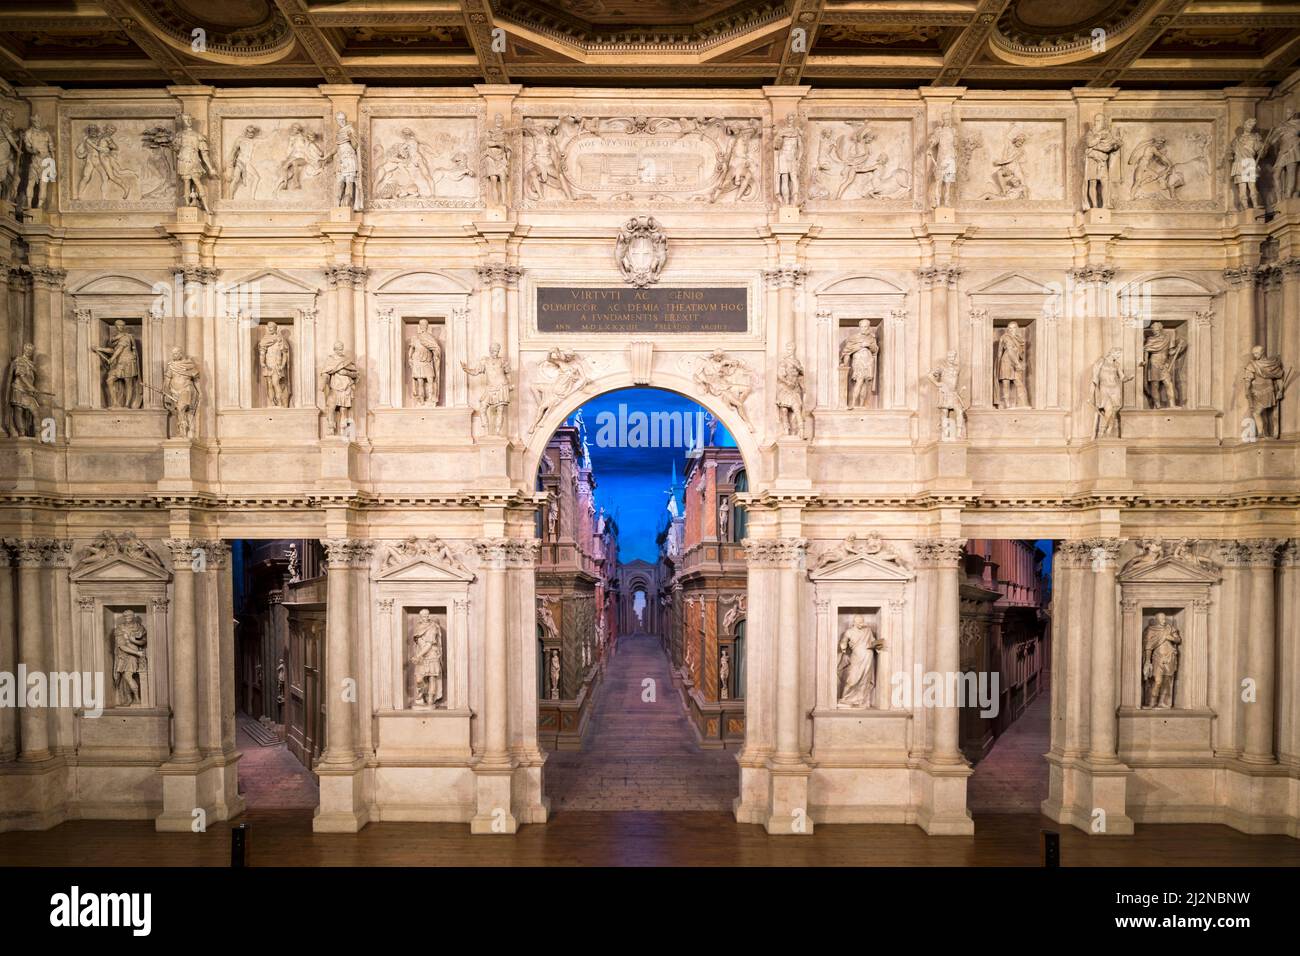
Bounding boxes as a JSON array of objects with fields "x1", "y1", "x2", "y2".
[{"x1": 530, "y1": 385, "x2": 751, "y2": 813}]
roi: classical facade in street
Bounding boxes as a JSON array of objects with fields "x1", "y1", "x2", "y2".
[{"x1": 0, "y1": 73, "x2": 1297, "y2": 841}]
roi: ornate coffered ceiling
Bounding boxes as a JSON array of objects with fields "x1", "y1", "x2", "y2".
[{"x1": 0, "y1": 0, "x2": 1297, "y2": 88}]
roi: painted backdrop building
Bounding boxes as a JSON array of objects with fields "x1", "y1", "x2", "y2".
[{"x1": 0, "y1": 1, "x2": 1298, "y2": 840}]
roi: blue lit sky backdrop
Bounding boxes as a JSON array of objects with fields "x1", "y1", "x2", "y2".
[{"x1": 564, "y1": 387, "x2": 735, "y2": 562}]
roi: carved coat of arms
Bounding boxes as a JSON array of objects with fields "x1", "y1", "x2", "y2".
[{"x1": 615, "y1": 215, "x2": 667, "y2": 288}]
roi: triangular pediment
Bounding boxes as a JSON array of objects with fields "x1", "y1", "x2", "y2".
[
  {"x1": 808, "y1": 551, "x2": 913, "y2": 582},
  {"x1": 970, "y1": 272, "x2": 1057, "y2": 297},
  {"x1": 71, "y1": 554, "x2": 170, "y2": 584},
  {"x1": 376, "y1": 557, "x2": 475, "y2": 583},
  {"x1": 225, "y1": 269, "x2": 319, "y2": 296},
  {"x1": 1118, "y1": 556, "x2": 1219, "y2": 585}
]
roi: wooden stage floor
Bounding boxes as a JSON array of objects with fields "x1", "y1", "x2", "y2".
[{"x1": 2, "y1": 809, "x2": 1297, "y2": 866}]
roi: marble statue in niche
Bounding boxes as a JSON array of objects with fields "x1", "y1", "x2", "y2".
[
  {"x1": 257, "y1": 322, "x2": 292, "y2": 407},
  {"x1": 462, "y1": 343, "x2": 512, "y2": 438},
  {"x1": 694, "y1": 349, "x2": 754, "y2": 431},
  {"x1": 74, "y1": 124, "x2": 136, "y2": 200},
  {"x1": 21, "y1": 113, "x2": 54, "y2": 214},
  {"x1": 547, "y1": 495, "x2": 559, "y2": 539},
  {"x1": 1265, "y1": 109, "x2": 1300, "y2": 201},
  {"x1": 775, "y1": 342, "x2": 807, "y2": 439},
  {"x1": 223, "y1": 125, "x2": 261, "y2": 198},
  {"x1": 1140, "y1": 322, "x2": 1186, "y2": 408},
  {"x1": 319, "y1": 341, "x2": 359, "y2": 436},
  {"x1": 615, "y1": 215, "x2": 667, "y2": 288},
  {"x1": 286, "y1": 542, "x2": 300, "y2": 582},
  {"x1": 1091, "y1": 348, "x2": 1134, "y2": 438},
  {"x1": 837, "y1": 614, "x2": 883, "y2": 708},
  {"x1": 373, "y1": 124, "x2": 475, "y2": 201},
  {"x1": 481, "y1": 112, "x2": 512, "y2": 205},
  {"x1": 707, "y1": 122, "x2": 759, "y2": 203},
  {"x1": 407, "y1": 319, "x2": 442, "y2": 407},
  {"x1": 330, "y1": 112, "x2": 363, "y2": 210},
  {"x1": 773, "y1": 114, "x2": 803, "y2": 205},
  {"x1": 110, "y1": 609, "x2": 148, "y2": 707},
  {"x1": 718, "y1": 495, "x2": 730, "y2": 539},
  {"x1": 529, "y1": 347, "x2": 590, "y2": 437},
  {"x1": 839, "y1": 319, "x2": 879, "y2": 407},
  {"x1": 978, "y1": 127, "x2": 1029, "y2": 200},
  {"x1": 4, "y1": 343, "x2": 40, "y2": 438},
  {"x1": 409, "y1": 609, "x2": 445, "y2": 708},
  {"x1": 162, "y1": 347, "x2": 200, "y2": 438},
  {"x1": 719, "y1": 647, "x2": 730, "y2": 700},
  {"x1": 927, "y1": 350, "x2": 967, "y2": 440},
  {"x1": 0, "y1": 109, "x2": 19, "y2": 202},
  {"x1": 1141, "y1": 611, "x2": 1181, "y2": 709},
  {"x1": 91, "y1": 319, "x2": 143, "y2": 409},
  {"x1": 1230, "y1": 118, "x2": 1263, "y2": 211},
  {"x1": 1083, "y1": 113, "x2": 1121, "y2": 210},
  {"x1": 548, "y1": 648, "x2": 561, "y2": 700},
  {"x1": 1242, "y1": 344, "x2": 1290, "y2": 441},
  {"x1": 926, "y1": 112, "x2": 957, "y2": 208},
  {"x1": 995, "y1": 321, "x2": 1029, "y2": 408}
]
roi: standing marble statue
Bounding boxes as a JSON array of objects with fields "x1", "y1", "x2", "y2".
[
  {"x1": 410, "y1": 609, "x2": 445, "y2": 707},
  {"x1": 529, "y1": 347, "x2": 589, "y2": 436},
  {"x1": 547, "y1": 495, "x2": 559, "y2": 539},
  {"x1": 837, "y1": 615, "x2": 883, "y2": 708},
  {"x1": 1140, "y1": 321, "x2": 1185, "y2": 408},
  {"x1": 1265, "y1": 109, "x2": 1300, "y2": 201},
  {"x1": 719, "y1": 647, "x2": 731, "y2": 701},
  {"x1": 481, "y1": 113, "x2": 512, "y2": 206},
  {"x1": 462, "y1": 343, "x2": 513, "y2": 438},
  {"x1": 548, "y1": 648, "x2": 561, "y2": 700},
  {"x1": 0, "y1": 109, "x2": 20, "y2": 202},
  {"x1": 111, "y1": 609, "x2": 148, "y2": 706},
  {"x1": 173, "y1": 113, "x2": 215, "y2": 212},
  {"x1": 1090, "y1": 348, "x2": 1134, "y2": 438},
  {"x1": 839, "y1": 319, "x2": 879, "y2": 408},
  {"x1": 223, "y1": 125, "x2": 261, "y2": 199},
  {"x1": 257, "y1": 321, "x2": 291, "y2": 407},
  {"x1": 927, "y1": 350, "x2": 967, "y2": 440},
  {"x1": 1230, "y1": 118, "x2": 1264, "y2": 211},
  {"x1": 407, "y1": 319, "x2": 442, "y2": 406},
  {"x1": 773, "y1": 114, "x2": 802, "y2": 206},
  {"x1": 926, "y1": 112, "x2": 957, "y2": 208},
  {"x1": 1083, "y1": 113, "x2": 1122, "y2": 210},
  {"x1": 1242, "y1": 344, "x2": 1290, "y2": 440},
  {"x1": 5, "y1": 343, "x2": 40, "y2": 437},
  {"x1": 329, "y1": 111, "x2": 363, "y2": 210},
  {"x1": 995, "y1": 321, "x2": 1029, "y2": 408},
  {"x1": 319, "y1": 341, "x2": 359, "y2": 436},
  {"x1": 775, "y1": 342, "x2": 807, "y2": 439},
  {"x1": 286, "y1": 542, "x2": 300, "y2": 582},
  {"x1": 21, "y1": 113, "x2": 54, "y2": 215},
  {"x1": 718, "y1": 495, "x2": 730, "y2": 539},
  {"x1": 1141, "y1": 612, "x2": 1181, "y2": 709},
  {"x1": 92, "y1": 319, "x2": 143, "y2": 409},
  {"x1": 162, "y1": 347, "x2": 200, "y2": 439}
]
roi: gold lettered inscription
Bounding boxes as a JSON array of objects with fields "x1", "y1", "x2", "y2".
[{"x1": 536, "y1": 287, "x2": 747, "y2": 334}]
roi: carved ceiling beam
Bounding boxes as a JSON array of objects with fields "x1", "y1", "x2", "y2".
[
  {"x1": 273, "y1": 0, "x2": 350, "y2": 83},
  {"x1": 1249, "y1": 31, "x2": 1300, "y2": 84},
  {"x1": 1088, "y1": 0, "x2": 1194, "y2": 88},
  {"x1": 307, "y1": 4, "x2": 464, "y2": 28},
  {"x1": 0, "y1": 14, "x2": 119, "y2": 30},
  {"x1": 0, "y1": 39, "x2": 41, "y2": 86},
  {"x1": 775, "y1": 0, "x2": 825, "y2": 84},
  {"x1": 460, "y1": 0, "x2": 510, "y2": 84},
  {"x1": 96, "y1": 0, "x2": 201, "y2": 84},
  {"x1": 932, "y1": 0, "x2": 1011, "y2": 86},
  {"x1": 819, "y1": 10, "x2": 971, "y2": 27}
]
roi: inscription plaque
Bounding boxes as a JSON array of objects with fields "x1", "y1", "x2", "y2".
[{"x1": 537, "y1": 287, "x2": 747, "y2": 334}]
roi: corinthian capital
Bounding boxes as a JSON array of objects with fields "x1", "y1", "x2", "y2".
[
  {"x1": 914, "y1": 537, "x2": 964, "y2": 567},
  {"x1": 1240, "y1": 538, "x2": 1281, "y2": 568},
  {"x1": 322, "y1": 538, "x2": 375, "y2": 569},
  {"x1": 741, "y1": 536, "x2": 807, "y2": 568},
  {"x1": 1083, "y1": 536, "x2": 1124, "y2": 570},
  {"x1": 474, "y1": 537, "x2": 540, "y2": 569}
]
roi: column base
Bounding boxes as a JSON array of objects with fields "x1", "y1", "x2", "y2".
[
  {"x1": 511, "y1": 756, "x2": 550, "y2": 825},
  {"x1": 734, "y1": 755, "x2": 814, "y2": 835},
  {"x1": 915, "y1": 757, "x2": 974, "y2": 835},
  {"x1": 0, "y1": 756, "x2": 70, "y2": 832},
  {"x1": 312, "y1": 759, "x2": 370, "y2": 833},
  {"x1": 470, "y1": 763, "x2": 519, "y2": 834},
  {"x1": 155, "y1": 756, "x2": 243, "y2": 832},
  {"x1": 1042, "y1": 752, "x2": 1135, "y2": 836}
]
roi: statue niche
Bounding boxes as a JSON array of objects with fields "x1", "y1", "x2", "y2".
[{"x1": 407, "y1": 607, "x2": 447, "y2": 709}]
